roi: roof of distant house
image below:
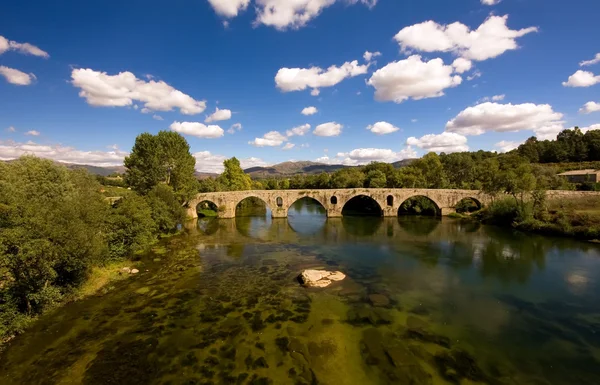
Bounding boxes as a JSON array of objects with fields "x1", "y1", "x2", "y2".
[{"x1": 558, "y1": 169, "x2": 600, "y2": 176}]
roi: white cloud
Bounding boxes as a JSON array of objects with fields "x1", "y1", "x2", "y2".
[
  {"x1": 446, "y1": 102, "x2": 565, "y2": 140},
  {"x1": 25, "y1": 130, "x2": 40, "y2": 136},
  {"x1": 314, "y1": 122, "x2": 342, "y2": 137},
  {"x1": 407, "y1": 132, "x2": 469, "y2": 153},
  {"x1": 411, "y1": 119, "x2": 418, "y2": 123},
  {"x1": 580, "y1": 101, "x2": 600, "y2": 114},
  {"x1": 205, "y1": 107, "x2": 232, "y2": 122},
  {"x1": 282, "y1": 143, "x2": 295, "y2": 150},
  {"x1": 71, "y1": 68, "x2": 206, "y2": 114},
  {"x1": 367, "y1": 121, "x2": 400, "y2": 135},
  {"x1": 363, "y1": 51, "x2": 381, "y2": 62},
  {"x1": 301, "y1": 106, "x2": 318, "y2": 115},
  {"x1": 275, "y1": 60, "x2": 369, "y2": 94},
  {"x1": 193, "y1": 151, "x2": 270, "y2": 173},
  {"x1": 7, "y1": 126, "x2": 16, "y2": 133},
  {"x1": 207, "y1": 0, "x2": 250, "y2": 18},
  {"x1": 152, "y1": 114, "x2": 164, "y2": 121},
  {"x1": 478, "y1": 94, "x2": 505, "y2": 103},
  {"x1": 580, "y1": 124, "x2": 600, "y2": 133},
  {"x1": 169, "y1": 121, "x2": 224, "y2": 138},
  {"x1": 481, "y1": 0, "x2": 500, "y2": 5},
  {"x1": 249, "y1": 130, "x2": 288, "y2": 147},
  {"x1": 0, "y1": 35, "x2": 49, "y2": 58},
  {"x1": 254, "y1": 0, "x2": 376, "y2": 30},
  {"x1": 227, "y1": 122, "x2": 243, "y2": 134},
  {"x1": 0, "y1": 140, "x2": 127, "y2": 167},
  {"x1": 367, "y1": 55, "x2": 462, "y2": 103},
  {"x1": 393, "y1": 15, "x2": 537, "y2": 61},
  {"x1": 562, "y1": 70, "x2": 600, "y2": 87},
  {"x1": 286, "y1": 124, "x2": 311, "y2": 137},
  {"x1": 580, "y1": 53, "x2": 600, "y2": 67},
  {"x1": 140, "y1": 107, "x2": 151, "y2": 114},
  {"x1": 467, "y1": 70, "x2": 482, "y2": 81},
  {"x1": 452, "y1": 58, "x2": 472, "y2": 74},
  {"x1": 495, "y1": 140, "x2": 521, "y2": 153},
  {"x1": 0, "y1": 66, "x2": 36, "y2": 86},
  {"x1": 310, "y1": 89, "x2": 320, "y2": 96}
]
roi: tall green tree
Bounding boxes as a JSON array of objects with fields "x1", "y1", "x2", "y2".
[
  {"x1": 0, "y1": 157, "x2": 107, "y2": 314},
  {"x1": 218, "y1": 157, "x2": 252, "y2": 191},
  {"x1": 366, "y1": 170, "x2": 387, "y2": 188},
  {"x1": 412, "y1": 152, "x2": 446, "y2": 188},
  {"x1": 124, "y1": 131, "x2": 198, "y2": 202}
]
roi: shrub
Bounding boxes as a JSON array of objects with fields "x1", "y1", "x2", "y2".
[{"x1": 106, "y1": 194, "x2": 157, "y2": 260}]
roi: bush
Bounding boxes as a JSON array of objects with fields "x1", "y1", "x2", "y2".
[
  {"x1": 146, "y1": 184, "x2": 185, "y2": 233},
  {"x1": 106, "y1": 194, "x2": 157, "y2": 260},
  {"x1": 478, "y1": 198, "x2": 532, "y2": 225}
]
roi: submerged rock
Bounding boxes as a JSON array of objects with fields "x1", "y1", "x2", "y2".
[
  {"x1": 298, "y1": 269, "x2": 346, "y2": 288},
  {"x1": 361, "y1": 328, "x2": 432, "y2": 384},
  {"x1": 347, "y1": 306, "x2": 393, "y2": 326},
  {"x1": 434, "y1": 349, "x2": 488, "y2": 384},
  {"x1": 130, "y1": 268, "x2": 139, "y2": 274},
  {"x1": 368, "y1": 293, "x2": 390, "y2": 307}
]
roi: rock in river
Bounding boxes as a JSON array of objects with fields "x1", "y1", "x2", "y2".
[{"x1": 297, "y1": 269, "x2": 346, "y2": 288}]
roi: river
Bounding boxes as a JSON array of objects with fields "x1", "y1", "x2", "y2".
[{"x1": 1, "y1": 198, "x2": 599, "y2": 384}]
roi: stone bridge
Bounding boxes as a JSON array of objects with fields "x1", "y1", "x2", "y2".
[
  {"x1": 187, "y1": 188, "x2": 496, "y2": 219},
  {"x1": 187, "y1": 188, "x2": 600, "y2": 219}
]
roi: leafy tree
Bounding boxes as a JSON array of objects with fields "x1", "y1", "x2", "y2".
[
  {"x1": 124, "y1": 131, "x2": 198, "y2": 202},
  {"x1": 331, "y1": 168, "x2": 365, "y2": 188},
  {"x1": 218, "y1": 157, "x2": 252, "y2": 191},
  {"x1": 0, "y1": 157, "x2": 107, "y2": 314},
  {"x1": 146, "y1": 184, "x2": 186, "y2": 232},
  {"x1": 198, "y1": 177, "x2": 219, "y2": 193},
  {"x1": 393, "y1": 167, "x2": 426, "y2": 188},
  {"x1": 517, "y1": 137, "x2": 540, "y2": 163},
  {"x1": 316, "y1": 172, "x2": 331, "y2": 189},
  {"x1": 106, "y1": 194, "x2": 157, "y2": 259},
  {"x1": 366, "y1": 170, "x2": 387, "y2": 188},
  {"x1": 412, "y1": 152, "x2": 446, "y2": 188}
]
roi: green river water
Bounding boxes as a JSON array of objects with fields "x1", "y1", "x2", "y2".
[{"x1": 1, "y1": 198, "x2": 599, "y2": 385}]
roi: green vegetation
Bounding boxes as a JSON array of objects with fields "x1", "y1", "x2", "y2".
[
  {"x1": 125, "y1": 131, "x2": 198, "y2": 202},
  {"x1": 516, "y1": 127, "x2": 600, "y2": 163},
  {"x1": 0, "y1": 131, "x2": 197, "y2": 344}
]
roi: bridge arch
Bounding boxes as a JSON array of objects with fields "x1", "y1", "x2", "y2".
[
  {"x1": 195, "y1": 199, "x2": 219, "y2": 218},
  {"x1": 286, "y1": 194, "x2": 328, "y2": 216},
  {"x1": 455, "y1": 197, "x2": 482, "y2": 213},
  {"x1": 341, "y1": 194, "x2": 383, "y2": 216},
  {"x1": 398, "y1": 195, "x2": 441, "y2": 216},
  {"x1": 234, "y1": 195, "x2": 273, "y2": 217}
]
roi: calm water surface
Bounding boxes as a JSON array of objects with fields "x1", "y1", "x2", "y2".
[{"x1": 1, "y1": 199, "x2": 600, "y2": 385}]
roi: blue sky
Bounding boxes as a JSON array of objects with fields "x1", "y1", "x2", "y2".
[{"x1": 1, "y1": 0, "x2": 600, "y2": 172}]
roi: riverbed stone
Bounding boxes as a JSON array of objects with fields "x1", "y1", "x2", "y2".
[
  {"x1": 369, "y1": 293, "x2": 390, "y2": 307},
  {"x1": 130, "y1": 269, "x2": 139, "y2": 274},
  {"x1": 361, "y1": 328, "x2": 432, "y2": 384},
  {"x1": 298, "y1": 269, "x2": 346, "y2": 288},
  {"x1": 347, "y1": 306, "x2": 393, "y2": 326}
]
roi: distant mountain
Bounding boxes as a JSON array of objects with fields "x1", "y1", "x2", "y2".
[
  {"x1": 391, "y1": 159, "x2": 417, "y2": 168},
  {"x1": 66, "y1": 164, "x2": 127, "y2": 176},
  {"x1": 244, "y1": 161, "x2": 348, "y2": 178}
]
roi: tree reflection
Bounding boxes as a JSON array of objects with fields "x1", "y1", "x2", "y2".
[
  {"x1": 341, "y1": 216, "x2": 383, "y2": 236},
  {"x1": 288, "y1": 197, "x2": 327, "y2": 235},
  {"x1": 397, "y1": 216, "x2": 440, "y2": 236}
]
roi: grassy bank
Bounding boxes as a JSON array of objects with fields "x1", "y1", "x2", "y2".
[
  {"x1": 469, "y1": 195, "x2": 600, "y2": 241},
  {"x1": 0, "y1": 259, "x2": 138, "y2": 349}
]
